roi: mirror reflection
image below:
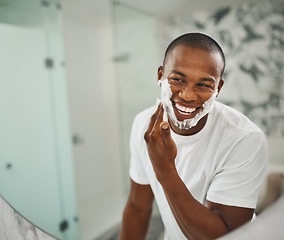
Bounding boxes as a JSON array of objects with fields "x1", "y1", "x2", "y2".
[
  {"x1": 0, "y1": 0, "x2": 79, "y2": 239},
  {"x1": 1, "y1": 0, "x2": 284, "y2": 239}
]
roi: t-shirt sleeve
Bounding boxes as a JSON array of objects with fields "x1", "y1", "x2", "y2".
[
  {"x1": 207, "y1": 132, "x2": 268, "y2": 208},
  {"x1": 129, "y1": 114, "x2": 150, "y2": 185}
]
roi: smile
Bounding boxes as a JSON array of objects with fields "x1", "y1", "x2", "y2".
[{"x1": 175, "y1": 103, "x2": 198, "y2": 116}]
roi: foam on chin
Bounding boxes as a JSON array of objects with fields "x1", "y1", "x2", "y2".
[{"x1": 158, "y1": 78, "x2": 217, "y2": 130}]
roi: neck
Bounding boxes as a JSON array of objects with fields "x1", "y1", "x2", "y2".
[{"x1": 169, "y1": 114, "x2": 209, "y2": 136}]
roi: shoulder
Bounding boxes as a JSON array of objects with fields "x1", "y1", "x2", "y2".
[
  {"x1": 212, "y1": 102, "x2": 268, "y2": 167},
  {"x1": 213, "y1": 101, "x2": 264, "y2": 136}
]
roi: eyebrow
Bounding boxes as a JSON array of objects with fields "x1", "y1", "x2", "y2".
[
  {"x1": 171, "y1": 70, "x2": 216, "y2": 83},
  {"x1": 171, "y1": 70, "x2": 187, "y2": 77},
  {"x1": 200, "y1": 78, "x2": 216, "y2": 83}
]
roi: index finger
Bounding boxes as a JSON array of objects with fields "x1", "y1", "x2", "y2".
[
  {"x1": 144, "y1": 104, "x2": 162, "y2": 140},
  {"x1": 150, "y1": 104, "x2": 164, "y2": 135}
]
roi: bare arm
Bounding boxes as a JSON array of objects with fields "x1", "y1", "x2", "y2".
[
  {"x1": 144, "y1": 105, "x2": 254, "y2": 240},
  {"x1": 119, "y1": 179, "x2": 155, "y2": 240},
  {"x1": 160, "y1": 168, "x2": 253, "y2": 239}
]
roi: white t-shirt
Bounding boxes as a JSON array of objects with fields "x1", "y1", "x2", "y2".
[{"x1": 129, "y1": 101, "x2": 268, "y2": 240}]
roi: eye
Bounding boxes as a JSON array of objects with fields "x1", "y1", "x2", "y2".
[
  {"x1": 197, "y1": 83, "x2": 211, "y2": 88},
  {"x1": 169, "y1": 77, "x2": 185, "y2": 84}
]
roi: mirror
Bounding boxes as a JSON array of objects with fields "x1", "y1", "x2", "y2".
[{"x1": 1, "y1": 0, "x2": 284, "y2": 239}]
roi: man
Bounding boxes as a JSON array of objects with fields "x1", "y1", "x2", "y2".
[{"x1": 119, "y1": 33, "x2": 268, "y2": 240}]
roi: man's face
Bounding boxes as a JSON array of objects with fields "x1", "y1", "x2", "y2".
[{"x1": 159, "y1": 45, "x2": 224, "y2": 123}]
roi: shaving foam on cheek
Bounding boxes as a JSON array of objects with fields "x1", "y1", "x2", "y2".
[
  {"x1": 186, "y1": 90, "x2": 218, "y2": 128},
  {"x1": 158, "y1": 78, "x2": 218, "y2": 130}
]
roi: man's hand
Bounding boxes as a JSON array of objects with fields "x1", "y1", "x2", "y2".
[{"x1": 144, "y1": 104, "x2": 177, "y2": 180}]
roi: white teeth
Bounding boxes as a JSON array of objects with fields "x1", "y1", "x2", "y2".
[
  {"x1": 178, "y1": 110, "x2": 191, "y2": 116},
  {"x1": 175, "y1": 103, "x2": 196, "y2": 113}
]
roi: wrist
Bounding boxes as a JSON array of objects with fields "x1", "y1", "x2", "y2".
[{"x1": 155, "y1": 167, "x2": 179, "y2": 186}]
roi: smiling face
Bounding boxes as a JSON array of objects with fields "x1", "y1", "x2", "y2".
[{"x1": 158, "y1": 45, "x2": 224, "y2": 135}]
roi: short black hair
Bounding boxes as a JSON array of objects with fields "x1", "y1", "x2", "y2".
[{"x1": 163, "y1": 32, "x2": 225, "y2": 78}]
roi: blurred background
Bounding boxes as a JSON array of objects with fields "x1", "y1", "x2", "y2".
[{"x1": 0, "y1": 0, "x2": 283, "y2": 239}]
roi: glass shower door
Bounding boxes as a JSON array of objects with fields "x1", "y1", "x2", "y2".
[
  {"x1": 0, "y1": 1, "x2": 78, "y2": 239},
  {"x1": 112, "y1": 2, "x2": 159, "y2": 194}
]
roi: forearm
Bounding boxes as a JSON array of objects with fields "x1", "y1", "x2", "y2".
[
  {"x1": 119, "y1": 201, "x2": 152, "y2": 240},
  {"x1": 157, "y1": 169, "x2": 229, "y2": 240}
]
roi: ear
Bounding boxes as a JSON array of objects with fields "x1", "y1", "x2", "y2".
[
  {"x1": 157, "y1": 66, "x2": 163, "y2": 81},
  {"x1": 216, "y1": 78, "x2": 224, "y2": 97}
]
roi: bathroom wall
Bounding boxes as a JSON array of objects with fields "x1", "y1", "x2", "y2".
[{"x1": 157, "y1": 0, "x2": 284, "y2": 166}]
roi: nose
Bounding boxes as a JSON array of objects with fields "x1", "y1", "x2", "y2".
[{"x1": 178, "y1": 84, "x2": 197, "y2": 102}]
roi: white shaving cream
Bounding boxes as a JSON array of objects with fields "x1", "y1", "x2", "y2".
[{"x1": 158, "y1": 78, "x2": 218, "y2": 130}]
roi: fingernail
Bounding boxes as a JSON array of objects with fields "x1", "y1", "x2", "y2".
[{"x1": 162, "y1": 124, "x2": 169, "y2": 130}]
